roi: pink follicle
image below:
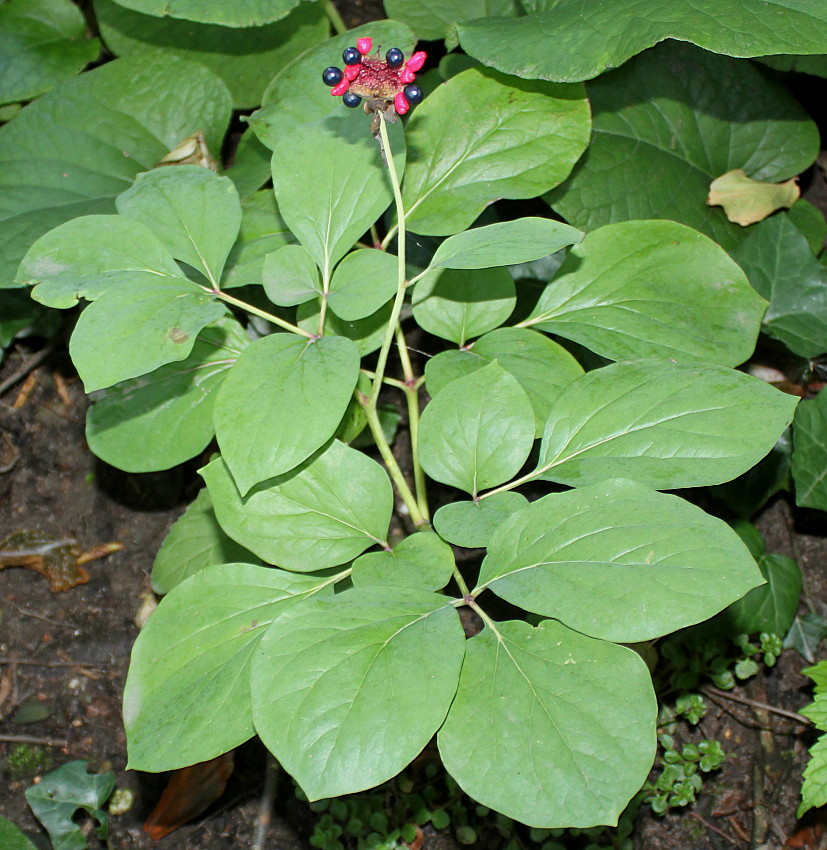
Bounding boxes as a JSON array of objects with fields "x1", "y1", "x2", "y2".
[
  {"x1": 345, "y1": 64, "x2": 361, "y2": 81},
  {"x1": 356, "y1": 37, "x2": 373, "y2": 55},
  {"x1": 394, "y1": 92, "x2": 410, "y2": 115}
]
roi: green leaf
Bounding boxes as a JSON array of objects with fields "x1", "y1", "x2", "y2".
[
  {"x1": 202, "y1": 441, "x2": 392, "y2": 571},
  {"x1": 25, "y1": 761, "x2": 114, "y2": 850},
  {"x1": 328, "y1": 249, "x2": 398, "y2": 321},
  {"x1": 438, "y1": 620, "x2": 656, "y2": 827},
  {"x1": 20, "y1": 215, "x2": 185, "y2": 308},
  {"x1": 222, "y1": 189, "x2": 296, "y2": 289},
  {"x1": 732, "y1": 213, "x2": 827, "y2": 358},
  {"x1": 86, "y1": 317, "x2": 247, "y2": 473},
  {"x1": 759, "y1": 53, "x2": 827, "y2": 78},
  {"x1": 271, "y1": 113, "x2": 404, "y2": 277},
  {"x1": 412, "y1": 267, "x2": 515, "y2": 346},
  {"x1": 403, "y1": 67, "x2": 590, "y2": 236},
  {"x1": 792, "y1": 390, "x2": 827, "y2": 511},
  {"x1": 477, "y1": 479, "x2": 764, "y2": 642},
  {"x1": 94, "y1": 0, "x2": 327, "y2": 109},
  {"x1": 0, "y1": 54, "x2": 231, "y2": 288},
  {"x1": 525, "y1": 220, "x2": 766, "y2": 366},
  {"x1": 105, "y1": 0, "x2": 303, "y2": 26},
  {"x1": 419, "y1": 363, "x2": 535, "y2": 495},
  {"x1": 428, "y1": 218, "x2": 583, "y2": 270},
  {"x1": 804, "y1": 660, "x2": 827, "y2": 694},
  {"x1": 785, "y1": 614, "x2": 827, "y2": 664},
  {"x1": 547, "y1": 43, "x2": 818, "y2": 250},
  {"x1": 799, "y1": 735, "x2": 827, "y2": 817},
  {"x1": 251, "y1": 586, "x2": 466, "y2": 799},
  {"x1": 803, "y1": 699, "x2": 827, "y2": 733},
  {"x1": 382, "y1": 0, "x2": 519, "y2": 41},
  {"x1": 116, "y1": 166, "x2": 241, "y2": 285},
  {"x1": 297, "y1": 298, "x2": 393, "y2": 357},
  {"x1": 352, "y1": 532, "x2": 455, "y2": 592},
  {"x1": 227, "y1": 130, "x2": 272, "y2": 200},
  {"x1": 533, "y1": 359, "x2": 798, "y2": 490},
  {"x1": 0, "y1": 817, "x2": 38, "y2": 850},
  {"x1": 213, "y1": 334, "x2": 360, "y2": 494},
  {"x1": 425, "y1": 328, "x2": 584, "y2": 437},
  {"x1": 69, "y1": 277, "x2": 225, "y2": 392},
  {"x1": 262, "y1": 244, "x2": 321, "y2": 306},
  {"x1": 788, "y1": 199, "x2": 827, "y2": 256},
  {"x1": 152, "y1": 488, "x2": 262, "y2": 594},
  {"x1": 457, "y1": 0, "x2": 827, "y2": 83},
  {"x1": 0, "y1": 0, "x2": 99, "y2": 105},
  {"x1": 432, "y1": 492, "x2": 528, "y2": 549},
  {"x1": 124, "y1": 563, "x2": 329, "y2": 772}
]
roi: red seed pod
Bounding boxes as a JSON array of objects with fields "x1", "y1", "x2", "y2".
[
  {"x1": 399, "y1": 67, "x2": 416, "y2": 84},
  {"x1": 405, "y1": 51, "x2": 427, "y2": 72},
  {"x1": 356, "y1": 37, "x2": 373, "y2": 55},
  {"x1": 330, "y1": 78, "x2": 350, "y2": 97},
  {"x1": 345, "y1": 64, "x2": 362, "y2": 81},
  {"x1": 394, "y1": 91, "x2": 410, "y2": 115}
]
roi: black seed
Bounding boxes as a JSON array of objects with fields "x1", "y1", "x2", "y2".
[
  {"x1": 343, "y1": 91, "x2": 362, "y2": 108},
  {"x1": 386, "y1": 48, "x2": 404, "y2": 68},
  {"x1": 322, "y1": 66, "x2": 344, "y2": 86},
  {"x1": 342, "y1": 47, "x2": 361, "y2": 65},
  {"x1": 403, "y1": 84, "x2": 424, "y2": 105}
]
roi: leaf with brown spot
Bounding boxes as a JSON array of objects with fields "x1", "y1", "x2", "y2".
[{"x1": 707, "y1": 169, "x2": 800, "y2": 226}]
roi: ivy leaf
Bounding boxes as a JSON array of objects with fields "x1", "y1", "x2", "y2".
[
  {"x1": 534, "y1": 360, "x2": 798, "y2": 490},
  {"x1": 104, "y1": 0, "x2": 303, "y2": 27},
  {"x1": 25, "y1": 761, "x2": 114, "y2": 850},
  {"x1": 792, "y1": 390, "x2": 827, "y2": 511},
  {"x1": 477, "y1": 479, "x2": 764, "y2": 642},
  {"x1": 457, "y1": 0, "x2": 827, "y2": 83},
  {"x1": 0, "y1": 54, "x2": 231, "y2": 288},
  {"x1": 352, "y1": 532, "x2": 455, "y2": 592},
  {"x1": 251, "y1": 587, "x2": 466, "y2": 799},
  {"x1": 433, "y1": 492, "x2": 528, "y2": 549},
  {"x1": 524, "y1": 220, "x2": 766, "y2": 366},
  {"x1": 547, "y1": 43, "x2": 818, "y2": 250},
  {"x1": 116, "y1": 166, "x2": 241, "y2": 286},
  {"x1": 213, "y1": 334, "x2": 360, "y2": 494},
  {"x1": 124, "y1": 564, "x2": 330, "y2": 772},
  {"x1": 152, "y1": 488, "x2": 261, "y2": 595},
  {"x1": 202, "y1": 441, "x2": 393, "y2": 571},
  {"x1": 403, "y1": 67, "x2": 590, "y2": 236},
  {"x1": 328, "y1": 249, "x2": 399, "y2": 322},
  {"x1": 785, "y1": 614, "x2": 827, "y2": 664},
  {"x1": 0, "y1": 0, "x2": 99, "y2": 105},
  {"x1": 419, "y1": 363, "x2": 535, "y2": 496},
  {"x1": 262, "y1": 244, "x2": 321, "y2": 307},
  {"x1": 707, "y1": 169, "x2": 800, "y2": 226},
  {"x1": 438, "y1": 620, "x2": 656, "y2": 827},
  {"x1": 382, "y1": 0, "x2": 520, "y2": 41}
]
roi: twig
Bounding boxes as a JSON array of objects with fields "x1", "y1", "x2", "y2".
[
  {"x1": 252, "y1": 753, "x2": 279, "y2": 850},
  {"x1": 702, "y1": 687, "x2": 810, "y2": 724},
  {"x1": 0, "y1": 345, "x2": 52, "y2": 398},
  {"x1": 0, "y1": 733, "x2": 68, "y2": 747},
  {"x1": 0, "y1": 658, "x2": 103, "y2": 668},
  {"x1": 7, "y1": 602, "x2": 82, "y2": 630},
  {"x1": 686, "y1": 811, "x2": 738, "y2": 845}
]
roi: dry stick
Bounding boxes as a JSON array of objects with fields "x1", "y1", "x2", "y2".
[
  {"x1": 0, "y1": 733, "x2": 68, "y2": 747},
  {"x1": 0, "y1": 345, "x2": 52, "y2": 397},
  {"x1": 252, "y1": 754, "x2": 279, "y2": 850},
  {"x1": 0, "y1": 658, "x2": 103, "y2": 668},
  {"x1": 702, "y1": 686, "x2": 809, "y2": 724},
  {"x1": 686, "y1": 811, "x2": 738, "y2": 846}
]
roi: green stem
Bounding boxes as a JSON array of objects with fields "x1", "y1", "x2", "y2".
[
  {"x1": 404, "y1": 382, "x2": 429, "y2": 522},
  {"x1": 322, "y1": 0, "x2": 346, "y2": 34},
  {"x1": 452, "y1": 565, "x2": 470, "y2": 598},
  {"x1": 210, "y1": 289, "x2": 314, "y2": 339},
  {"x1": 395, "y1": 324, "x2": 414, "y2": 383},
  {"x1": 467, "y1": 599, "x2": 498, "y2": 633},
  {"x1": 360, "y1": 368, "x2": 408, "y2": 391},
  {"x1": 478, "y1": 467, "x2": 540, "y2": 500},
  {"x1": 367, "y1": 112, "x2": 407, "y2": 414}
]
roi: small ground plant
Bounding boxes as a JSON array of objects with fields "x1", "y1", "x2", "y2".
[{"x1": 7, "y1": 0, "x2": 827, "y2": 836}]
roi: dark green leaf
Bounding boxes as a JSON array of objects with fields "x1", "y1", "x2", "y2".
[
  {"x1": 227, "y1": 130, "x2": 272, "y2": 200},
  {"x1": 787, "y1": 614, "x2": 827, "y2": 662},
  {"x1": 105, "y1": 0, "x2": 303, "y2": 27},
  {"x1": 432, "y1": 492, "x2": 528, "y2": 549},
  {"x1": 352, "y1": 532, "x2": 455, "y2": 592},
  {"x1": 328, "y1": 249, "x2": 398, "y2": 322},
  {"x1": 792, "y1": 389, "x2": 827, "y2": 511},
  {"x1": 262, "y1": 244, "x2": 321, "y2": 306},
  {"x1": 382, "y1": 0, "x2": 519, "y2": 41}
]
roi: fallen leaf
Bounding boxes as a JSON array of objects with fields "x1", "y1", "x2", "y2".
[{"x1": 707, "y1": 168, "x2": 800, "y2": 226}]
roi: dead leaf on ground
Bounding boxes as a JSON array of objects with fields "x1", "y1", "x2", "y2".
[{"x1": 707, "y1": 168, "x2": 800, "y2": 226}]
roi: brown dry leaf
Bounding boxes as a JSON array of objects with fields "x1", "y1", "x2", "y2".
[
  {"x1": 707, "y1": 168, "x2": 800, "y2": 226},
  {"x1": 156, "y1": 130, "x2": 218, "y2": 171}
]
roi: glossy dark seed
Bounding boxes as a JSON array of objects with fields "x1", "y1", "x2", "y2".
[
  {"x1": 386, "y1": 48, "x2": 404, "y2": 68},
  {"x1": 403, "y1": 84, "x2": 424, "y2": 105},
  {"x1": 342, "y1": 46, "x2": 361, "y2": 65},
  {"x1": 343, "y1": 91, "x2": 362, "y2": 108},
  {"x1": 322, "y1": 66, "x2": 344, "y2": 86}
]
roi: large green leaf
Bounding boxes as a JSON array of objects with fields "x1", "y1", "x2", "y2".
[
  {"x1": 0, "y1": 0, "x2": 99, "y2": 105},
  {"x1": 419, "y1": 363, "x2": 535, "y2": 495},
  {"x1": 792, "y1": 390, "x2": 827, "y2": 512},
  {"x1": 547, "y1": 43, "x2": 819, "y2": 249},
  {"x1": 458, "y1": 0, "x2": 827, "y2": 82},
  {"x1": 432, "y1": 492, "x2": 528, "y2": 548},
  {"x1": 528, "y1": 360, "x2": 799, "y2": 490},
  {"x1": 731, "y1": 213, "x2": 827, "y2": 358},
  {"x1": 262, "y1": 244, "x2": 321, "y2": 306},
  {"x1": 524, "y1": 220, "x2": 766, "y2": 365},
  {"x1": 94, "y1": 0, "x2": 327, "y2": 109},
  {"x1": 106, "y1": 0, "x2": 304, "y2": 26},
  {"x1": 477, "y1": 479, "x2": 763, "y2": 642},
  {"x1": 352, "y1": 532, "x2": 455, "y2": 592},
  {"x1": 271, "y1": 113, "x2": 404, "y2": 280},
  {"x1": 328, "y1": 249, "x2": 398, "y2": 321},
  {"x1": 0, "y1": 54, "x2": 231, "y2": 288},
  {"x1": 382, "y1": 0, "x2": 519, "y2": 41},
  {"x1": 412, "y1": 267, "x2": 515, "y2": 346},
  {"x1": 124, "y1": 563, "x2": 329, "y2": 772},
  {"x1": 425, "y1": 327, "x2": 584, "y2": 436},
  {"x1": 69, "y1": 277, "x2": 225, "y2": 392},
  {"x1": 202, "y1": 441, "x2": 393, "y2": 571},
  {"x1": 213, "y1": 333, "x2": 359, "y2": 494},
  {"x1": 438, "y1": 620, "x2": 656, "y2": 827},
  {"x1": 402, "y1": 67, "x2": 590, "y2": 236},
  {"x1": 85, "y1": 317, "x2": 247, "y2": 473},
  {"x1": 152, "y1": 488, "x2": 262, "y2": 595},
  {"x1": 251, "y1": 586, "x2": 466, "y2": 799},
  {"x1": 116, "y1": 166, "x2": 241, "y2": 286}
]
